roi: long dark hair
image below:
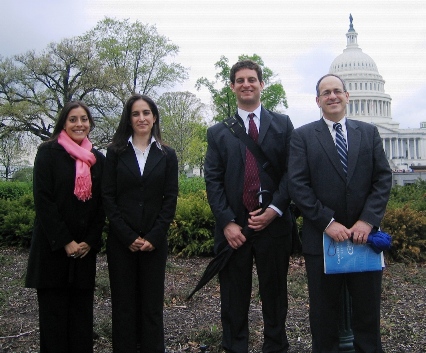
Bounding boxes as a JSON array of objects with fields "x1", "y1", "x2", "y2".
[
  {"x1": 49, "y1": 101, "x2": 95, "y2": 142},
  {"x1": 110, "y1": 94, "x2": 164, "y2": 154}
]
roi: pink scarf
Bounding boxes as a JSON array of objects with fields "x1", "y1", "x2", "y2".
[{"x1": 57, "y1": 130, "x2": 97, "y2": 201}]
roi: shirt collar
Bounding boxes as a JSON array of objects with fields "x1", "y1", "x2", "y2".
[
  {"x1": 323, "y1": 116, "x2": 347, "y2": 132},
  {"x1": 128, "y1": 135, "x2": 160, "y2": 149},
  {"x1": 238, "y1": 105, "x2": 262, "y2": 121}
]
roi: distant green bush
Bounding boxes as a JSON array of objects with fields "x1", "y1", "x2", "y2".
[
  {"x1": 0, "y1": 193, "x2": 34, "y2": 247},
  {"x1": 387, "y1": 179, "x2": 426, "y2": 211},
  {"x1": 0, "y1": 181, "x2": 32, "y2": 200},
  {"x1": 178, "y1": 176, "x2": 206, "y2": 195},
  {"x1": 168, "y1": 190, "x2": 214, "y2": 257}
]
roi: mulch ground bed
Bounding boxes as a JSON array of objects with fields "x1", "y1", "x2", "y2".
[{"x1": 0, "y1": 248, "x2": 424, "y2": 352}]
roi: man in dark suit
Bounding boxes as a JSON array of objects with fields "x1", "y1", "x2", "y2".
[
  {"x1": 288, "y1": 74, "x2": 392, "y2": 353},
  {"x1": 204, "y1": 60, "x2": 294, "y2": 353}
]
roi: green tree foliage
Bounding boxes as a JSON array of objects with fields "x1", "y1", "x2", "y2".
[
  {"x1": 0, "y1": 17, "x2": 188, "y2": 148},
  {"x1": 83, "y1": 17, "x2": 188, "y2": 104},
  {"x1": 0, "y1": 38, "x2": 108, "y2": 141},
  {"x1": 0, "y1": 131, "x2": 30, "y2": 180},
  {"x1": 157, "y1": 91, "x2": 207, "y2": 174},
  {"x1": 186, "y1": 123, "x2": 207, "y2": 177},
  {"x1": 195, "y1": 54, "x2": 288, "y2": 122}
]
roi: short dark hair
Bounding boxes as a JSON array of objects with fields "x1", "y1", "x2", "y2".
[
  {"x1": 316, "y1": 74, "x2": 347, "y2": 97},
  {"x1": 50, "y1": 101, "x2": 95, "y2": 141},
  {"x1": 110, "y1": 94, "x2": 164, "y2": 154},
  {"x1": 229, "y1": 60, "x2": 263, "y2": 84}
]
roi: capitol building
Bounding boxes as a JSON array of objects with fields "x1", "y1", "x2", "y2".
[{"x1": 329, "y1": 15, "x2": 426, "y2": 173}]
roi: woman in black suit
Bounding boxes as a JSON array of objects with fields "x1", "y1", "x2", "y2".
[
  {"x1": 25, "y1": 101, "x2": 105, "y2": 353},
  {"x1": 102, "y1": 94, "x2": 178, "y2": 353}
]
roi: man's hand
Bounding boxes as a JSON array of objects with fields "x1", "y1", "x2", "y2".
[
  {"x1": 349, "y1": 220, "x2": 372, "y2": 245},
  {"x1": 325, "y1": 221, "x2": 351, "y2": 242},
  {"x1": 248, "y1": 207, "x2": 278, "y2": 231},
  {"x1": 224, "y1": 222, "x2": 245, "y2": 249},
  {"x1": 78, "y1": 242, "x2": 91, "y2": 258},
  {"x1": 65, "y1": 240, "x2": 80, "y2": 257}
]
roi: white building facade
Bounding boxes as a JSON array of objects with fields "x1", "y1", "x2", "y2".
[{"x1": 329, "y1": 14, "x2": 426, "y2": 171}]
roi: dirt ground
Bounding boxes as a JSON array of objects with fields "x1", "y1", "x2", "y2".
[{"x1": 0, "y1": 248, "x2": 425, "y2": 353}]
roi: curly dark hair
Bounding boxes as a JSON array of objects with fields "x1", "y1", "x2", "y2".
[{"x1": 229, "y1": 60, "x2": 263, "y2": 84}]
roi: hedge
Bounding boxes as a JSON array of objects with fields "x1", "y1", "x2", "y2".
[{"x1": 0, "y1": 179, "x2": 425, "y2": 263}]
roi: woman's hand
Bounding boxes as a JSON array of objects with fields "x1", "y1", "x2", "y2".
[
  {"x1": 139, "y1": 238, "x2": 155, "y2": 252},
  {"x1": 129, "y1": 237, "x2": 145, "y2": 252}
]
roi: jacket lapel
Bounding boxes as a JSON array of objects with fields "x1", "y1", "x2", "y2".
[
  {"x1": 120, "y1": 144, "x2": 142, "y2": 180},
  {"x1": 315, "y1": 119, "x2": 347, "y2": 181},
  {"x1": 142, "y1": 144, "x2": 164, "y2": 180},
  {"x1": 258, "y1": 107, "x2": 271, "y2": 145},
  {"x1": 234, "y1": 113, "x2": 248, "y2": 162}
]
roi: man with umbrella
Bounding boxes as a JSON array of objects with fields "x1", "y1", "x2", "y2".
[{"x1": 204, "y1": 60, "x2": 294, "y2": 353}]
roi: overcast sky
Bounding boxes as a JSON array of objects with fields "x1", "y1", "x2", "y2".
[{"x1": 1, "y1": 0, "x2": 425, "y2": 129}]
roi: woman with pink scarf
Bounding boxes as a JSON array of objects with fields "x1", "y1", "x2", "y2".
[{"x1": 26, "y1": 101, "x2": 105, "y2": 353}]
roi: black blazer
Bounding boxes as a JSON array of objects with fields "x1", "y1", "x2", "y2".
[
  {"x1": 25, "y1": 141, "x2": 105, "y2": 289},
  {"x1": 204, "y1": 107, "x2": 294, "y2": 251},
  {"x1": 102, "y1": 143, "x2": 178, "y2": 250},
  {"x1": 288, "y1": 118, "x2": 392, "y2": 255}
]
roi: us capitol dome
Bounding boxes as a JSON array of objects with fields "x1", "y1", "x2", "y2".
[{"x1": 329, "y1": 14, "x2": 426, "y2": 174}]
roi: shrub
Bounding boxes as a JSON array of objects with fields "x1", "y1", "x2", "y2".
[
  {"x1": 0, "y1": 194, "x2": 35, "y2": 247},
  {"x1": 178, "y1": 176, "x2": 206, "y2": 195},
  {"x1": 382, "y1": 205, "x2": 426, "y2": 263},
  {"x1": 168, "y1": 190, "x2": 215, "y2": 257},
  {"x1": 387, "y1": 179, "x2": 426, "y2": 211},
  {"x1": 0, "y1": 181, "x2": 32, "y2": 200}
]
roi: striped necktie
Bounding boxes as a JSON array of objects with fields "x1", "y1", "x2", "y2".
[{"x1": 333, "y1": 122, "x2": 348, "y2": 176}]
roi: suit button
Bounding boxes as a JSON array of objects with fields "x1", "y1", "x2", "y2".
[{"x1": 139, "y1": 202, "x2": 143, "y2": 206}]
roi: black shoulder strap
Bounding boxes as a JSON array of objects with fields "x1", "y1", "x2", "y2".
[{"x1": 223, "y1": 115, "x2": 279, "y2": 184}]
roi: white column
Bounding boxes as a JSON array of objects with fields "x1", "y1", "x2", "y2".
[
  {"x1": 407, "y1": 139, "x2": 411, "y2": 159},
  {"x1": 414, "y1": 138, "x2": 418, "y2": 159}
]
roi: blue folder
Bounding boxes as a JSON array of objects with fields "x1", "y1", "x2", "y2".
[{"x1": 323, "y1": 233, "x2": 384, "y2": 274}]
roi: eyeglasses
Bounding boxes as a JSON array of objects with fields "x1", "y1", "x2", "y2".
[{"x1": 319, "y1": 89, "x2": 346, "y2": 98}]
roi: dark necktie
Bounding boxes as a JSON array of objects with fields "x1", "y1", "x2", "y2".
[
  {"x1": 243, "y1": 113, "x2": 260, "y2": 211},
  {"x1": 333, "y1": 122, "x2": 348, "y2": 176}
]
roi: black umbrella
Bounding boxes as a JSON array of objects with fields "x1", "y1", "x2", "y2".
[
  {"x1": 186, "y1": 190, "x2": 272, "y2": 300},
  {"x1": 350, "y1": 230, "x2": 392, "y2": 254}
]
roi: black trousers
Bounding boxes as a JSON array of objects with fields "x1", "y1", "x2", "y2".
[
  {"x1": 37, "y1": 287, "x2": 94, "y2": 353},
  {"x1": 219, "y1": 230, "x2": 290, "y2": 353},
  {"x1": 304, "y1": 254, "x2": 383, "y2": 353},
  {"x1": 107, "y1": 239, "x2": 168, "y2": 353}
]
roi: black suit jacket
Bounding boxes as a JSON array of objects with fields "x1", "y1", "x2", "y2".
[
  {"x1": 288, "y1": 118, "x2": 392, "y2": 255},
  {"x1": 204, "y1": 107, "x2": 294, "y2": 251},
  {"x1": 25, "y1": 141, "x2": 105, "y2": 289},
  {"x1": 102, "y1": 143, "x2": 178, "y2": 251}
]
